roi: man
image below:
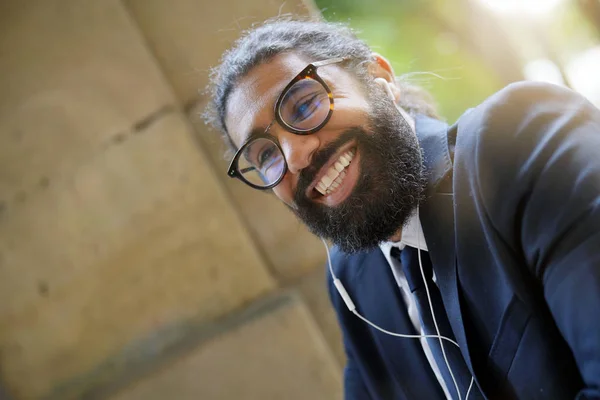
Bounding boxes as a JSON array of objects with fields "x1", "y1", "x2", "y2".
[{"x1": 204, "y1": 18, "x2": 600, "y2": 399}]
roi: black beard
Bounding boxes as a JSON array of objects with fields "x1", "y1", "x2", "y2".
[{"x1": 291, "y1": 85, "x2": 426, "y2": 253}]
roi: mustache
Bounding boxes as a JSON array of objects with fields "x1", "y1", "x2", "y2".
[{"x1": 296, "y1": 127, "x2": 365, "y2": 197}]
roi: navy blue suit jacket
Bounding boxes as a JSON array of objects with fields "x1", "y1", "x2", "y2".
[{"x1": 327, "y1": 82, "x2": 600, "y2": 399}]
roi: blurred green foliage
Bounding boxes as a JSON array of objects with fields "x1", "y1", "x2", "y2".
[{"x1": 314, "y1": 0, "x2": 506, "y2": 122}]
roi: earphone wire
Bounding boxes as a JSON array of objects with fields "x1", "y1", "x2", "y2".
[
  {"x1": 322, "y1": 237, "x2": 460, "y2": 347},
  {"x1": 322, "y1": 220, "x2": 476, "y2": 400},
  {"x1": 415, "y1": 205, "x2": 461, "y2": 400},
  {"x1": 466, "y1": 377, "x2": 474, "y2": 400}
]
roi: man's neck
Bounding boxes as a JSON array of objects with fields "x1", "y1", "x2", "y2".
[
  {"x1": 400, "y1": 108, "x2": 416, "y2": 133},
  {"x1": 388, "y1": 230, "x2": 403, "y2": 242}
]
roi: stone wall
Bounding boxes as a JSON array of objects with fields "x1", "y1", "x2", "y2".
[{"x1": 0, "y1": 1, "x2": 344, "y2": 399}]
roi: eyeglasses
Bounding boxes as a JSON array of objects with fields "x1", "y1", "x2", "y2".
[{"x1": 227, "y1": 57, "x2": 347, "y2": 190}]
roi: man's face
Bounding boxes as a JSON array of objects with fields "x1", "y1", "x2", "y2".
[{"x1": 225, "y1": 52, "x2": 425, "y2": 253}]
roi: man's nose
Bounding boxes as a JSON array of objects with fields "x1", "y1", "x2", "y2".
[{"x1": 277, "y1": 129, "x2": 320, "y2": 175}]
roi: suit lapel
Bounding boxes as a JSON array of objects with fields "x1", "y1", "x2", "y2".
[{"x1": 415, "y1": 117, "x2": 474, "y2": 373}]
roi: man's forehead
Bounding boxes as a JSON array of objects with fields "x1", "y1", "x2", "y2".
[{"x1": 225, "y1": 53, "x2": 312, "y2": 147}]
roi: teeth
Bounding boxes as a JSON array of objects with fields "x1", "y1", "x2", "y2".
[
  {"x1": 316, "y1": 182, "x2": 327, "y2": 195},
  {"x1": 327, "y1": 168, "x2": 339, "y2": 181},
  {"x1": 315, "y1": 149, "x2": 355, "y2": 196}
]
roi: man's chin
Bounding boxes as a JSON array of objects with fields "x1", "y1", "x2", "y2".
[{"x1": 292, "y1": 195, "x2": 408, "y2": 254}]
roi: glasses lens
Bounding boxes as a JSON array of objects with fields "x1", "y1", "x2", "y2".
[
  {"x1": 279, "y1": 78, "x2": 330, "y2": 132},
  {"x1": 238, "y1": 138, "x2": 285, "y2": 187}
]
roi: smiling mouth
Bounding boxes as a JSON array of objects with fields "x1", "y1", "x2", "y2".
[
  {"x1": 314, "y1": 148, "x2": 355, "y2": 196},
  {"x1": 302, "y1": 139, "x2": 360, "y2": 209}
]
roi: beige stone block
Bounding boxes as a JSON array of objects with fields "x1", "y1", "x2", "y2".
[
  {"x1": 188, "y1": 104, "x2": 326, "y2": 282},
  {"x1": 298, "y1": 267, "x2": 346, "y2": 367},
  {"x1": 0, "y1": 0, "x2": 175, "y2": 205},
  {"x1": 0, "y1": 112, "x2": 275, "y2": 399},
  {"x1": 109, "y1": 295, "x2": 342, "y2": 400},
  {"x1": 124, "y1": 0, "x2": 319, "y2": 105}
]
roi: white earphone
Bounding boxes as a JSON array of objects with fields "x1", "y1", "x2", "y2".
[{"x1": 323, "y1": 207, "x2": 474, "y2": 399}]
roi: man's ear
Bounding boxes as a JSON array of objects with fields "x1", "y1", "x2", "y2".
[
  {"x1": 368, "y1": 52, "x2": 396, "y2": 83},
  {"x1": 368, "y1": 52, "x2": 401, "y2": 102}
]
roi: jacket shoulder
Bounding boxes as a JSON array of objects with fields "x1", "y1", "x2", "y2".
[
  {"x1": 458, "y1": 81, "x2": 592, "y2": 134},
  {"x1": 484, "y1": 81, "x2": 580, "y2": 106}
]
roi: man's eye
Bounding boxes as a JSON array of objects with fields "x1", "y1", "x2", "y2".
[
  {"x1": 258, "y1": 146, "x2": 275, "y2": 167},
  {"x1": 291, "y1": 94, "x2": 320, "y2": 123}
]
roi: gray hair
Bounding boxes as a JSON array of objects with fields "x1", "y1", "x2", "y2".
[{"x1": 203, "y1": 17, "x2": 438, "y2": 150}]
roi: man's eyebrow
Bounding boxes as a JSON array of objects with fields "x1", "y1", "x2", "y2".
[
  {"x1": 233, "y1": 73, "x2": 292, "y2": 149},
  {"x1": 237, "y1": 125, "x2": 270, "y2": 149}
]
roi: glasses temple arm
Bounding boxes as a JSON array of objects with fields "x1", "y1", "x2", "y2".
[
  {"x1": 238, "y1": 166, "x2": 257, "y2": 174},
  {"x1": 312, "y1": 57, "x2": 348, "y2": 68}
]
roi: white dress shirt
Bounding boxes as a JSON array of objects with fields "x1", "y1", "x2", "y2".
[{"x1": 379, "y1": 211, "x2": 452, "y2": 399}]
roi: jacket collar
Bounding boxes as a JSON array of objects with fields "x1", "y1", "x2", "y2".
[
  {"x1": 414, "y1": 114, "x2": 453, "y2": 193},
  {"x1": 415, "y1": 116, "x2": 475, "y2": 374}
]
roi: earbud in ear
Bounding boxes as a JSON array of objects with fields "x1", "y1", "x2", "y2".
[{"x1": 374, "y1": 77, "x2": 396, "y2": 101}]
